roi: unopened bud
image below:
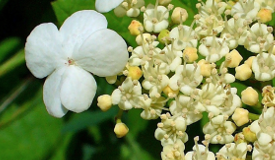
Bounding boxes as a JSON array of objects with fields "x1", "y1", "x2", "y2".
[
  {"x1": 171, "y1": 7, "x2": 188, "y2": 24},
  {"x1": 244, "y1": 56, "x2": 255, "y2": 68},
  {"x1": 243, "y1": 127, "x2": 257, "y2": 142},
  {"x1": 128, "y1": 20, "x2": 143, "y2": 36},
  {"x1": 241, "y1": 87, "x2": 259, "y2": 106},
  {"x1": 163, "y1": 85, "x2": 179, "y2": 98},
  {"x1": 257, "y1": 9, "x2": 272, "y2": 23},
  {"x1": 232, "y1": 108, "x2": 249, "y2": 126},
  {"x1": 225, "y1": 49, "x2": 243, "y2": 68},
  {"x1": 235, "y1": 64, "x2": 252, "y2": 81},
  {"x1": 128, "y1": 66, "x2": 142, "y2": 80},
  {"x1": 183, "y1": 47, "x2": 198, "y2": 63},
  {"x1": 159, "y1": 0, "x2": 172, "y2": 6},
  {"x1": 198, "y1": 59, "x2": 212, "y2": 77},
  {"x1": 114, "y1": 122, "x2": 129, "y2": 138},
  {"x1": 158, "y1": 29, "x2": 170, "y2": 44},
  {"x1": 97, "y1": 94, "x2": 112, "y2": 111}
]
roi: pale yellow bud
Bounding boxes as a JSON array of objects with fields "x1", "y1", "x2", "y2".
[
  {"x1": 128, "y1": 66, "x2": 142, "y2": 80},
  {"x1": 97, "y1": 94, "x2": 112, "y2": 111},
  {"x1": 114, "y1": 122, "x2": 129, "y2": 138},
  {"x1": 225, "y1": 49, "x2": 243, "y2": 68},
  {"x1": 183, "y1": 47, "x2": 198, "y2": 63},
  {"x1": 235, "y1": 64, "x2": 252, "y2": 81},
  {"x1": 232, "y1": 108, "x2": 249, "y2": 126},
  {"x1": 163, "y1": 85, "x2": 179, "y2": 98},
  {"x1": 243, "y1": 127, "x2": 257, "y2": 142},
  {"x1": 244, "y1": 56, "x2": 255, "y2": 68},
  {"x1": 241, "y1": 87, "x2": 259, "y2": 106},
  {"x1": 136, "y1": 33, "x2": 152, "y2": 45},
  {"x1": 159, "y1": 0, "x2": 172, "y2": 6},
  {"x1": 128, "y1": 20, "x2": 143, "y2": 36},
  {"x1": 198, "y1": 59, "x2": 212, "y2": 77},
  {"x1": 257, "y1": 9, "x2": 272, "y2": 23},
  {"x1": 171, "y1": 7, "x2": 188, "y2": 24}
]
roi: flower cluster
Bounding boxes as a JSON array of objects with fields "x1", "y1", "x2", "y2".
[{"x1": 94, "y1": 0, "x2": 275, "y2": 158}]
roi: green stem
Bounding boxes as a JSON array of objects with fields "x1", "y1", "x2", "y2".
[
  {"x1": 0, "y1": 78, "x2": 33, "y2": 114},
  {"x1": 116, "y1": 109, "x2": 124, "y2": 123},
  {"x1": 249, "y1": 112, "x2": 260, "y2": 121}
]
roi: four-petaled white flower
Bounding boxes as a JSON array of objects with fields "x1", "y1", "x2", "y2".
[{"x1": 25, "y1": 10, "x2": 128, "y2": 117}]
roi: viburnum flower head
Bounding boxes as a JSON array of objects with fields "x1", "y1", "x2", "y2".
[{"x1": 25, "y1": 10, "x2": 128, "y2": 117}]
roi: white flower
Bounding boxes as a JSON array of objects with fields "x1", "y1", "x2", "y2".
[
  {"x1": 203, "y1": 115, "x2": 236, "y2": 144},
  {"x1": 111, "y1": 77, "x2": 142, "y2": 110},
  {"x1": 95, "y1": 0, "x2": 124, "y2": 13},
  {"x1": 217, "y1": 143, "x2": 251, "y2": 160},
  {"x1": 25, "y1": 10, "x2": 128, "y2": 117},
  {"x1": 231, "y1": 0, "x2": 260, "y2": 21},
  {"x1": 198, "y1": 36, "x2": 229, "y2": 63},
  {"x1": 143, "y1": 4, "x2": 170, "y2": 33},
  {"x1": 252, "y1": 52, "x2": 275, "y2": 81}
]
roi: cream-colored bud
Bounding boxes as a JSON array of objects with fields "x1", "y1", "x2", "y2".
[
  {"x1": 241, "y1": 87, "x2": 259, "y2": 106},
  {"x1": 198, "y1": 59, "x2": 212, "y2": 77},
  {"x1": 128, "y1": 20, "x2": 143, "y2": 36},
  {"x1": 225, "y1": 49, "x2": 243, "y2": 68},
  {"x1": 159, "y1": 0, "x2": 172, "y2": 6},
  {"x1": 128, "y1": 66, "x2": 142, "y2": 80},
  {"x1": 244, "y1": 56, "x2": 255, "y2": 68},
  {"x1": 163, "y1": 85, "x2": 179, "y2": 98},
  {"x1": 232, "y1": 108, "x2": 249, "y2": 126},
  {"x1": 136, "y1": 33, "x2": 152, "y2": 45},
  {"x1": 243, "y1": 127, "x2": 257, "y2": 142},
  {"x1": 171, "y1": 7, "x2": 188, "y2": 24},
  {"x1": 257, "y1": 9, "x2": 272, "y2": 23},
  {"x1": 183, "y1": 47, "x2": 198, "y2": 63},
  {"x1": 97, "y1": 94, "x2": 112, "y2": 111},
  {"x1": 235, "y1": 64, "x2": 252, "y2": 81},
  {"x1": 114, "y1": 122, "x2": 129, "y2": 138}
]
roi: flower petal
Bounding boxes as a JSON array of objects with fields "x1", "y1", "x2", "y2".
[
  {"x1": 59, "y1": 10, "x2": 107, "y2": 56},
  {"x1": 25, "y1": 23, "x2": 65, "y2": 78},
  {"x1": 43, "y1": 67, "x2": 68, "y2": 118},
  {"x1": 60, "y1": 66, "x2": 96, "y2": 113},
  {"x1": 95, "y1": 0, "x2": 123, "y2": 13},
  {"x1": 76, "y1": 29, "x2": 128, "y2": 77}
]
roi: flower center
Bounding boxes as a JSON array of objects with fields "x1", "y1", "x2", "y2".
[{"x1": 67, "y1": 58, "x2": 75, "y2": 65}]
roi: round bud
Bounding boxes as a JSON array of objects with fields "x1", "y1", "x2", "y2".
[
  {"x1": 235, "y1": 64, "x2": 252, "y2": 81},
  {"x1": 97, "y1": 94, "x2": 112, "y2": 111},
  {"x1": 232, "y1": 108, "x2": 249, "y2": 126},
  {"x1": 128, "y1": 20, "x2": 143, "y2": 36},
  {"x1": 114, "y1": 122, "x2": 129, "y2": 138},
  {"x1": 241, "y1": 87, "x2": 259, "y2": 106}
]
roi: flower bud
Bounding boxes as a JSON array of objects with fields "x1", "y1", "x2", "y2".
[
  {"x1": 244, "y1": 56, "x2": 255, "y2": 68},
  {"x1": 136, "y1": 33, "x2": 152, "y2": 45},
  {"x1": 97, "y1": 94, "x2": 112, "y2": 111},
  {"x1": 183, "y1": 47, "x2": 198, "y2": 63},
  {"x1": 225, "y1": 49, "x2": 243, "y2": 68},
  {"x1": 159, "y1": 0, "x2": 172, "y2": 6},
  {"x1": 241, "y1": 87, "x2": 259, "y2": 106},
  {"x1": 114, "y1": 122, "x2": 129, "y2": 138},
  {"x1": 158, "y1": 29, "x2": 170, "y2": 44},
  {"x1": 128, "y1": 66, "x2": 142, "y2": 80},
  {"x1": 232, "y1": 108, "x2": 249, "y2": 126},
  {"x1": 128, "y1": 20, "x2": 143, "y2": 36},
  {"x1": 243, "y1": 127, "x2": 257, "y2": 143},
  {"x1": 257, "y1": 9, "x2": 272, "y2": 23},
  {"x1": 163, "y1": 85, "x2": 179, "y2": 98},
  {"x1": 171, "y1": 7, "x2": 188, "y2": 24},
  {"x1": 235, "y1": 64, "x2": 252, "y2": 81},
  {"x1": 198, "y1": 59, "x2": 212, "y2": 77}
]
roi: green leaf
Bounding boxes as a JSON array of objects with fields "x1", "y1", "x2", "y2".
[
  {"x1": 61, "y1": 107, "x2": 118, "y2": 133},
  {"x1": 0, "y1": 37, "x2": 22, "y2": 63},
  {"x1": 0, "y1": 49, "x2": 25, "y2": 77},
  {"x1": 0, "y1": 88, "x2": 64, "y2": 160}
]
